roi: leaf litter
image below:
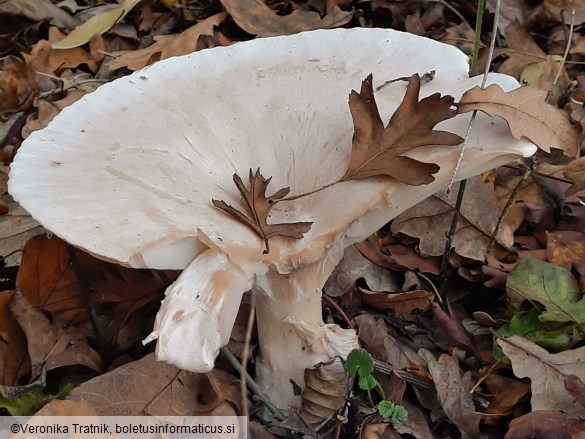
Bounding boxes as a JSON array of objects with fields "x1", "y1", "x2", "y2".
[{"x1": 1, "y1": 0, "x2": 585, "y2": 437}]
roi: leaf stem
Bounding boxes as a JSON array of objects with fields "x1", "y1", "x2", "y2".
[{"x1": 275, "y1": 179, "x2": 341, "y2": 203}]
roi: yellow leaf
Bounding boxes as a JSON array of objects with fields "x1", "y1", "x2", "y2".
[{"x1": 52, "y1": 0, "x2": 142, "y2": 49}]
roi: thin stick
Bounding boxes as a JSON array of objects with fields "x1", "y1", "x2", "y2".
[
  {"x1": 440, "y1": 0, "x2": 501, "y2": 283},
  {"x1": 240, "y1": 291, "x2": 256, "y2": 421},
  {"x1": 551, "y1": 8, "x2": 575, "y2": 89},
  {"x1": 447, "y1": 0, "x2": 500, "y2": 193},
  {"x1": 220, "y1": 346, "x2": 287, "y2": 422}
]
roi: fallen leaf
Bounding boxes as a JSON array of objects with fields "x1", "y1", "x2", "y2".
[
  {"x1": 0, "y1": 56, "x2": 37, "y2": 113},
  {"x1": 33, "y1": 399, "x2": 98, "y2": 416},
  {"x1": 9, "y1": 290, "x2": 102, "y2": 374},
  {"x1": 431, "y1": 301, "x2": 475, "y2": 353},
  {"x1": 547, "y1": 231, "x2": 585, "y2": 276},
  {"x1": 343, "y1": 74, "x2": 463, "y2": 184},
  {"x1": 361, "y1": 423, "x2": 402, "y2": 439},
  {"x1": 220, "y1": 0, "x2": 352, "y2": 37},
  {"x1": 458, "y1": 84, "x2": 579, "y2": 157},
  {"x1": 0, "y1": 197, "x2": 44, "y2": 267},
  {"x1": 506, "y1": 255, "x2": 585, "y2": 324},
  {"x1": 67, "y1": 353, "x2": 242, "y2": 415},
  {"x1": 52, "y1": 0, "x2": 143, "y2": 49},
  {"x1": 541, "y1": 0, "x2": 585, "y2": 24},
  {"x1": 391, "y1": 177, "x2": 512, "y2": 261},
  {"x1": 359, "y1": 289, "x2": 432, "y2": 316},
  {"x1": 110, "y1": 13, "x2": 227, "y2": 71},
  {"x1": 0, "y1": 292, "x2": 29, "y2": 386},
  {"x1": 16, "y1": 235, "x2": 88, "y2": 325},
  {"x1": 505, "y1": 410, "x2": 581, "y2": 439},
  {"x1": 565, "y1": 374, "x2": 585, "y2": 409},
  {"x1": 0, "y1": 0, "x2": 77, "y2": 28},
  {"x1": 483, "y1": 374, "x2": 530, "y2": 417},
  {"x1": 213, "y1": 168, "x2": 313, "y2": 253},
  {"x1": 325, "y1": 245, "x2": 400, "y2": 297},
  {"x1": 563, "y1": 156, "x2": 585, "y2": 196},
  {"x1": 418, "y1": 349, "x2": 480, "y2": 439},
  {"x1": 497, "y1": 335, "x2": 585, "y2": 416},
  {"x1": 300, "y1": 358, "x2": 348, "y2": 425}
]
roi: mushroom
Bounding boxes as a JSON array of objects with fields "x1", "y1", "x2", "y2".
[{"x1": 8, "y1": 28, "x2": 536, "y2": 410}]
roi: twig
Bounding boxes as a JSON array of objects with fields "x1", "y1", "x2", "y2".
[
  {"x1": 551, "y1": 8, "x2": 575, "y2": 90},
  {"x1": 323, "y1": 294, "x2": 354, "y2": 328},
  {"x1": 220, "y1": 346, "x2": 287, "y2": 422},
  {"x1": 447, "y1": 0, "x2": 500, "y2": 193},
  {"x1": 440, "y1": 0, "x2": 500, "y2": 285},
  {"x1": 240, "y1": 290, "x2": 256, "y2": 421}
]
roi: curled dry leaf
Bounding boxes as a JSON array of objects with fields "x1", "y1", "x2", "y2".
[
  {"x1": 213, "y1": 168, "x2": 312, "y2": 253},
  {"x1": 300, "y1": 357, "x2": 348, "y2": 426},
  {"x1": 219, "y1": 0, "x2": 352, "y2": 37},
  {"x1": 0, "y1": 292, "x2": 29, "y2": 386},
  {"x1": 458, "y1": 84, "x2": 578, "y2": 157},
  {"x1": 343, "y1": 74, "x2": 463, "y2": 185},
  {"x1": 497, "y1": 335, "x2": 585, "y2": 416}
]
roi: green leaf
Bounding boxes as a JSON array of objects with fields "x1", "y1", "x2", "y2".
[
  {"x1": 345, "y1": 348, "x2": 374, "y2": 377},
  {"x1": 358, "y1": 374, "x2": 377, "y2": 391},
  {"x1": 494, "y1": 309, "x2": 584, "y2": 361},
  {"x1": 506, "y1": 256, "x2": 585, "y2": 324},
  {"x1": 377, "y1": 400, "x2": 409, "y2": 423}
]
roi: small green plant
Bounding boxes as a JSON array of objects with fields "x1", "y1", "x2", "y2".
[{"x1": 344, "y1": 348, "x2": 409, "y2": 424}]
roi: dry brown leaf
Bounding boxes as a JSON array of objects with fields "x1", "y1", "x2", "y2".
[
  {"x1": 361, "y1": 423, "x2": 402, "y2": 439},
  {"x1": 343, "y1": 74, "x2": 463, "y2": 184},
  {"x1": 68, "y1": 353, "x2": 242, "y2": 415},
  {"x1": 0, "y1": 292, "x2": 29, "y2": 386},
  {"x1": 563, "y1": 156, "x2": 585, "y2": 196},
  {"x1": 325, "y1": 245, "x2": 400, "y2": 297},
  {"x1": 34, "y1": 399, "x2": 99, "y2": 416},
  {"x1": 110, "y1": 13, "x2": 227, "y2": 71},
  {"x1": 359, "y1": 289, "x2": 432, "y2": 316},
  {"x1": 458, "y1": 84, "x2": 579, "y2": 157},
  {"x1": 220, "y1": 0, "x2": 352, "y2": 37},
  {"x1": 483, "y1": 374, "x2": 530, "y2": 417},
  {"x1": 9, "y1": 290, "x2": 102, "y2": 374},
  {"x1": 546, "y1": 231, "x2": 585, "y2": 275},
  {"x1": 0, "y1": 0, "x2": 77, "y2": 28},
  {"x1": 505, "y1": 410, "x2": 585, "y2": 439},
  {"x1": 391, "y1": 177, "x2": 512, "y2": 261},
  {"x1": 431, "y1": 301, "x2": 475, "y2": 354},
  {"x1": 541, "y1": 0, "x2": 585, "y2": 24},
  {"x1": 418, "y1": 349, "x2": 480, "y2": 439},
  {"x1": 441, "y1": 21, "x2": 476, "y2": 56},
  {"x1": 0, "y1": 56, "x2": 37, "y2": 113},
  {"x1": 16, "y1": 235, "x2": 88, "y2": 325},
  {"x1": 300, "y1": 358, "x2": 348, "y2": 425},
  {"x1": 213, "y1": 168, "x2": 312, "y2": 253},
  {"x1": 497, "y1": 335, "x2": 585, "y2": 416},
  {"x1": 565, "y1": 374, "x2": 585, "y2": 409}
]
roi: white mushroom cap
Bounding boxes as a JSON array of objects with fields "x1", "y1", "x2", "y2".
[{"x1": 8, "y1": 28, "x2": 536, "y2": 273}]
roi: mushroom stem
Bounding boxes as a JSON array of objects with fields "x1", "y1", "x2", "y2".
[{"x1": 253, "y1": 245, "x2": 359, "y2": 410}]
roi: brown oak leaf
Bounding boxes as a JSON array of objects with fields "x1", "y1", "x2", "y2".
[
  {"x1": 342, "y1": 74, "x2": 463, "y2": 185},
  {"x1": 212, "y1": 168, "x2": 312, "y2": 253},
  {"x1": 457, "y1": 84, "x2": 578, "y2": 157}
]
